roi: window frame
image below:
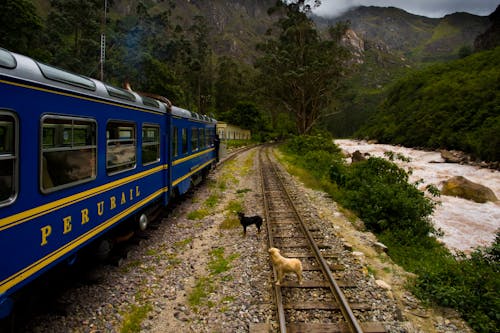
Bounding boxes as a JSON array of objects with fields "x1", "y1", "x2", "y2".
[
  {"x1": 190, "y1": 127, "x2": 199, "y2": 152},
  {"x1": 0, "y1": 110, "x2": 18, "y2": 206},
  {"x1": 106, "y1": 120, "x2": 137, "y2": 175},
  {"x1": 40, "y1": 115, "x2": 97, "y2": 193},
  {"x1": 141, "y1": 123, "x2": 160, "y2": 166}
]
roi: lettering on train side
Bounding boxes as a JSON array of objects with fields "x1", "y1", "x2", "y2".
[
  {"x1": 39, "y1": 186, "x2": 141, "y2": 246},
  {"x1": 40, "y1": 225, "x2": 52, "y2": 246}
]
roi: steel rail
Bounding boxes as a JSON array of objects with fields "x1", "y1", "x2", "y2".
[
  {"x1": 260, "y1": 148, "x2": 287, "y2": 333},
  {"x1": 262, "y1": 146, "x2": 364, "y2": 333}
]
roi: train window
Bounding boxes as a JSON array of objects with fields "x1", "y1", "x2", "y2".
[
  {"x1": 0, "y1": 49, "x2": 16, "y2": 69},
  {"x1": 106, "y1": 122, "x2": 136, "y2": 174},
  {"x1": 141, "y1": 96, "x2": 160, "y2": 108},
  {"x1": 191, "y1": 127, "x2": 199, "y2": 152},
  {"x1": 210, "y1": 128, "x2": 215, "y2": 146},
  {"x1": 173, "y1": 126, "x2": 179, "y2": 157},
  {"x1": 41, "y1": 116, "x2": 96, "y2": 192},
  {"x1": 142, "y1": 125, "x2": 160, "y2": 165},
  {"x1": 105, "y1": 85, "x2": 136, "y2": 102},
  {"x1": 181, "y1": 128, "x2": 188, "y2": 154},
  {"x1": 37, "y1": 62, "x2": 96, "y2": 91},
  {"x1": 200, "y1": 128, "x2": 206, "y2": 149},
  {"x1": 0, "y1": 113, "x2": 17, "y2": 205}
]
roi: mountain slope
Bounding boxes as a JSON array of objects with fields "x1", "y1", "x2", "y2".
[
  {"x1": 356, "y1": 47, "x2": 500, "y2": 162},
  {"x1": 109, "y1": 0, "x2": 277, "y2": 62},
  {"x1": 315, "y1": 6, "x2": 490, "y2": 63}
]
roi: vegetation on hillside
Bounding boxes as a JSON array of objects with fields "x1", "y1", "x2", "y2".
[
  {"x1": 281, "y1": 134, "x2": 499, "y2": 332},
  {"x1": 357, "y1": 46, "x2": 500, "y2": 162}
]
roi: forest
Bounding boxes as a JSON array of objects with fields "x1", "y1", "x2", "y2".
[{"x1": 1, "y1": 0, "x2": 498, "y2": 161}]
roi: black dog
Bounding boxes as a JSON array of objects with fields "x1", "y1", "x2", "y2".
[{"x1": 237, "y1": 212, "x2": 263, "y2": 236}]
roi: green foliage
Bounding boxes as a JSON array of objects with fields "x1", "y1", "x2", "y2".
[
  {"x1": 187, "y1": 209, "x2": 209, "y2": 220},
  {"x1": 0, "y1": 0, "x2": 44, "y2": 56},
  {"x1": 333, "y1": 157, "x2": 436, "y2": 237},
  {"x1": 208, "y1": 247, "x2": 239, "y2": 275},
  {"x1": 283, "y1": 133, "x2": 344, "y2": 182},
  {"x1": 406, "y1": 235, "x2": 500, "y2": 332},
  {"x1": 284, "y1": 132, "x2": 341, "y2": 156},
  {"x1": 358, "y1": 47, "x2": 500, "y2": 162},
  {"x1": 45, "y1": 0, "x2": 102, "y2": 75},
  {"x1": 255, "y1": 1, "x2": 352, "y2": 134},
  {"x1": 188, "y1": 276, "x2": 214, "y2": 308},
  {"x1": 120, "y1": 303, "x2": 152, "y2": 333}
]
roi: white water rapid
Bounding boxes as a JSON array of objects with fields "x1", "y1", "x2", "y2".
[{"x1": 335, "y1": 139, "x2": 500, "y2": 253}]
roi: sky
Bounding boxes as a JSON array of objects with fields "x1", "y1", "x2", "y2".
[{"x1": 312, "y1": 0, "x2": 500, "y2": 18}]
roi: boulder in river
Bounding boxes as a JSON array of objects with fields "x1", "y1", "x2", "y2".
[
  {"x1": 351, "y1": 150, "x2": 367, "y2": 163},
  {"x1": 440, "y1": 150, "x2": 469, "y2": 164},
  {"x1": 441, "y1": 176, "x2": 498, "y2": 203}
]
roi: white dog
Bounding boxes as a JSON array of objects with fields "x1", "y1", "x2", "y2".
[{"x1": 268, "y1": 247, "x2": 303, "y2": 285}]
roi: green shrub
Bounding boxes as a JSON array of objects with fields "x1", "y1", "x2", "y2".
[
  {"x1": 335, "y1": 157, "x2": 435, "y2": 237},
  {"x1": 412, "y1": 243, "x2": 500, "y2": 332},
  {"x1": 284, "y1": 133, "x2": 341, "y2": 156}
]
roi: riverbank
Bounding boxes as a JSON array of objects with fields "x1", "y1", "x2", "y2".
[{"x1": 335, "y1": 139, "x2": 500, "y2": 253}]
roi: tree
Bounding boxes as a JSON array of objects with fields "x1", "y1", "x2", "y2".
[
  {"x1": 255, "y1": 0, "x2": 351, "y2": 134},
  {"x1": 47, "y1": 0, "x2": 102, "y2": 74},
  {"x1": 188, "y1": 15, "x2": 215, "y2": 114},
  {"x1": 215, "y1": 57, "x2": 242, "y2": 115},
  {"x1": 0, "y1": 0, "x2": 43, "y2": 55}
]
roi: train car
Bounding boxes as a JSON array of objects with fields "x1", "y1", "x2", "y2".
[
  {"x1": 170, "y1": 106, "x2": 217, "y2": 196},
  {"x1": 0, "y1": 48, "x2": 217, "y2": 319}
]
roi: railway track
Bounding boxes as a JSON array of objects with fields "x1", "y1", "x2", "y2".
[{"x1": 259, "y1": 146, "x2": 386, "y2": 333}]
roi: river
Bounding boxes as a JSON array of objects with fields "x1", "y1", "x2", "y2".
[{"x1": 335, "y1": 139, "x2": 500, "y2": 253}]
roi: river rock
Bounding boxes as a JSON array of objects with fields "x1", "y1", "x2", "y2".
[
  {"x1": 440, "y1": 150, "x2": 468, "y2": 164},
  {"x1": 351, "y1": 150, "x2": 366, "y2": 163},
  {"x1": 441, "y1": 176, "x2": 498, "y2": 203}
]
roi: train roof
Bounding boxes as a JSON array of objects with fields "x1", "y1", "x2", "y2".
[
  {"x1": 170, "y1": 105, "x2": 216, "y2": 124},
  {"x1": 0, "y1": 48, "x2": 170, "y2": 113},
  {"x1": 0, "y1": 48, "x2": 172, "y2": 113},
  {"x1": 0, "y1": 48, "x2": 218, "y2": 123}
]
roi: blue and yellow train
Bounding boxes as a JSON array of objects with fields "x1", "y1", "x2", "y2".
[{"x1": 0, "y1": 48, "x2": 217, "y2": 318}]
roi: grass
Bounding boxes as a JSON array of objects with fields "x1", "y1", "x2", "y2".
[
  {"x1": 120, "y1": 303, "x2": 152, "y2": 333},
  {"x1": 204, "y1": 193, "x2": 220, "y2": 208},
  {"x1": 174, "y1": 237, "x2": 193, "y2": 249},
  {"x1": 208, "y1": 247, "x2": 239, "y2": 275},
  {"x1": 187, "y1": 247, "x2": 240, "y2": 312},
  {"x1": 187, "y1": 208, "x2": 210, "y2": 220},
  {"x1": 188, "y1": 276, "x2": 215, "y2": 309},
  {"x1": 225, "y1": 199, "x2": 243, "y2": 213},
  {"x1": 236, "y1": 188, "x2": 252, "y2": 195},
  {"x1": 219, "y1": 214, "x2": 240, "y2": 230}
]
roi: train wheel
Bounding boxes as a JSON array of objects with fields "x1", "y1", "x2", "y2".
[{"x1": 138, "y1": 213, "x2": 149, "y2": 231}]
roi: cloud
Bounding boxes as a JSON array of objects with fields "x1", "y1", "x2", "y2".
[{"x1": 313, "y1": 0, "x2": 499, "y2": 18}]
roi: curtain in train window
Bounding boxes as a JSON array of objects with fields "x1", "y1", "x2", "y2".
[
  {"x1": 0, "y1": 113, "x2": 16, "y2": 204},
  {"x1": 41, "y1": 116, "x2": 96, "y2": 191},
  {"x1": 142, "y1": 125, "x2": 160, "y2": 165},
  {"x1": 106, "y1": 121, "x2": 136, "y2": 174}
]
